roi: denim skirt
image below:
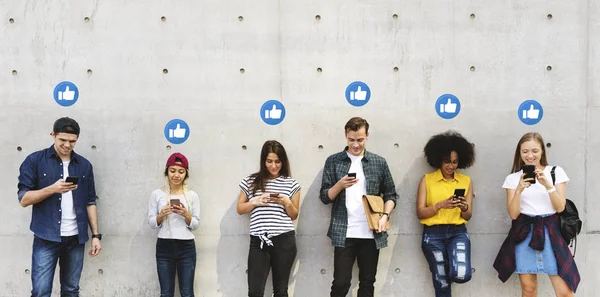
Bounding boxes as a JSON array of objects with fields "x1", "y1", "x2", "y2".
[{"x1": 515, "y1": 218, "x2": 558, "y2": 275}]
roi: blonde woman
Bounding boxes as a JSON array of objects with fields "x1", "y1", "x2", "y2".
[{"x1": 148, "y1": 153, "x2": 200, "y2": 297}]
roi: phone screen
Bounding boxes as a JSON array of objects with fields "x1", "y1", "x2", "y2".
[
  {"x1": 65, "y1": 176, "x2": 79, "y2": 185},
  {"x1": 453, "y1": 188, "x2": 466, "y2": 198},
  {"x1": 522, "y1": 164, "x2": 536, "y2": 184},
  {"x1": 348, "y1": 172, "x2": 356, "y2": 178}
]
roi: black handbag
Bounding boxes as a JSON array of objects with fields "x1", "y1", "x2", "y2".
[{"x1": 550, "y1": 166, "x2": 582, "y2": 256}]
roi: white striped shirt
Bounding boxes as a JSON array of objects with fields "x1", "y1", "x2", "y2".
[{"x1": 239, "y1": 175, "x2": 300, "y2": 238}]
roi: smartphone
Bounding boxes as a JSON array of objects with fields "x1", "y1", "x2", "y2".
[
  {"x1": 453, "y1": 188, "x2": 466, "y2": 199},
  {"x1": 170, "y1": 199, "x2": 181, "y2": 207},
  {"x1": 522, "y1": 164, "x2": 536, "y2": 184},
  {"x1": 65, "y1": 176, "x2": 79, "y2": 185},
  {"x1": 270, "y1": 193, "x2": 279, "y2": 198},
  {"x1": 347, "y1": 172, "x2": 356, "y2": 178}
]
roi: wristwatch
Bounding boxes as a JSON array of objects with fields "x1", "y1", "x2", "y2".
[
  {"x1": 382, "y1": 213, "x2": 390, "y2": 218},
  {"x1": 92, "y1": 234, "x2": 102, "y2": 240}
]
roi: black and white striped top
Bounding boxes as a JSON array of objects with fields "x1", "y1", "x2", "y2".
[{"x1": 239, "y1": 175, "x2": 300, "y2": 238}]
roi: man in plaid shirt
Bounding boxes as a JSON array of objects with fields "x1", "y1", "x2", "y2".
[{"x1": 320, "y1": 117, "x2": 398, "y2": 297}]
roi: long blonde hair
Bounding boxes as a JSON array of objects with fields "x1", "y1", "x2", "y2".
[{"x1": 510, "y1": 132, "x2": 548, "y2": 173}]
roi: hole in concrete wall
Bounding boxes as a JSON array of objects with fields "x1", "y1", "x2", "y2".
[
  {"x1": 91, "y1": 145, "x2": 97, "y2": 150},
  {"x1": 246, "y1": 269, "x2": 248, "y2": 274},
  {"x1": 546, "y1": 142, "x2": 552, "y2": 148},
  {"x1": 25, "y1": 269, "x2": 30, "y2": 274},
  {"x1": 163, "y1": 68, "x2": 169, "y2": 74},
  {"x1": 470, "y1": 66, "x2": 476, "y2": 72},
  {"x1": 392, "y1": 14, "x2": 398, "y2": 20},
  {"x1": 547, "y1": 14, "x2": 553, "y2": 20},
  {"x1": 87, "y1": 69, "x2": 93, "y2": 76},
  {"x1": 12, "y1": 70, "x2": 17, "y2": 75},
  {"x1": 317, "y1": 67, "x2": 322, "y2": 73},
  {"x1": 470, "y1": 13, "x2": 476, "y2": 19},
  {"x1": 98, "y1": 269, "x2": 103, "y2": 274},
  {"x1": 320, "y1": 269, "x2": 326, "y2": 274},
  {"x1": 318, "y1": 145, "x2": 323, "y2": 150},
  {"x1": 238, "y1": 16, "x2": 244, "y2": 22},
  {"x1": 84, "y1": 17, "x2": 90, "y2": 23},
  {"x1": 394, "y1": 143, "x2": 399, "y2": 148},
  {"x1": 395, "y1": 268, "x2": 401, "y2": 273},
  {"x1": 315, "y1": 15, "x2": 321, "y2": 21},
  {"x1": 242, "y1": 145, "x2": 247, "y2": 150},
  {"x1": 17, "y1": 146, "x2": 22, "y2": 151},
  {"x1": 166, "y1": 145, "x2": 172, "y2": 150},
  {"x1": 161, "y1": 16, "x2": 167, "y2": 22},
  {"x1": 546, "y1": 65, "x2": 552, "y2": 71},
  {"x1": 393, "y1": 67, "x2": 399, "y2": 72},
  {"x1": 9, "y1": 18, "x2": 15, "y2": 24},
  {"x1": 240, "y1": 68, "x2": 245, "y2": 74},
  {"x1": 472, "y1": 267, "x2": 476, "y2": 273}
]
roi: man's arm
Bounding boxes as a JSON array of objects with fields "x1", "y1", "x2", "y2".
[
  {"x1": 87, "y1": 205, "x2": 102, "y2": 256},
  {"x1": 377, "y1": 159, "x2": 397, "y2": 232},
  {"x1": 320, "y1": 156, "x2": 357, "y2": 204},
  {"x1": 20, "y1": 181, "x2": 76, "y2": 207}
]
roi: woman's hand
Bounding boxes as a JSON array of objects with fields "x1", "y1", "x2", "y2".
[
  {"x1": 172, "y1": 203, "x2": 190, "y2": 219},
  {"x1": 158, "y1": 204, "x2": 172, "y2": 219},
  {"x1": 535, "y1": 167, "x2": 552, "y2": 189},
  {"x1": 269, "y1": 194, "x2": 292, "y2": 207},
  {"x1": 252, "y1": 194, "x2": 270, "y2": 207},
  {"x1": 434, "y1": 195, "x2": 461, "y2": 210},
  {"x1": 517, "y1": 173, "x2": 534, "y2": 193}
]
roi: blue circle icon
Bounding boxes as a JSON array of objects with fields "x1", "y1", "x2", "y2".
[
  {"x1": 518, "y1": 100, "x2": 544, "y2": 125},
  {"x1": 164, "y1": 119, "x2": 190, "y2": 144},
  {"x1": 345, "y1": 81, "x2": 371, "y2": 107},
  {"x1": 260, "y1": 100, "x2": 286, "y2": 125},
  {"x1": 53, "y1": 81, "x2": 79, "y2": 107},
  {"x1": 435, "y1": 94, "x2": 461, "y2": 119}
]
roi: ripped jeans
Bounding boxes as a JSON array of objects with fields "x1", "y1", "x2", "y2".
[{"x1": 421, "y1": 224, "x2": 472, "y2": 297}]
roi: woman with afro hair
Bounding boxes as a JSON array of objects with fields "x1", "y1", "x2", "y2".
[{"x1": 416, "y1": 131, "x2": 476, "y2": 297}]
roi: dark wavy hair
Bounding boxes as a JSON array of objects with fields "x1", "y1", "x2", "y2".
[
  {"x1": 423, "y1": 131, "x2": 475, "y2": 169},
  {"x1": 250, "y1": 140, "x2": 291, "y2": 195}
]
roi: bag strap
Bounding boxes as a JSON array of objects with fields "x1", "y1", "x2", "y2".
[
  {"x1": 550, "y1": 166, "x2": 557, "y2": 185},
  {"x1": 551, "y1": 166, "x2": 578, "y2": 257}
]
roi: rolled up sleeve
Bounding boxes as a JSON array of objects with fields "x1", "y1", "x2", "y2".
[
  {"x1": 319, "y1": 156, "x2": 336, "y2": 205},
  {"x1": 17, "y1": 155, "x2": 36, "y2": 202},
  {"x1": 86, "y1": 165, "x2": 98, "y2": 205}
]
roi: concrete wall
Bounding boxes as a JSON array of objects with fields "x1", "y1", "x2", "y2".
[{"x1": 1, "y1": 0, "x2": 598, "y2": 296}]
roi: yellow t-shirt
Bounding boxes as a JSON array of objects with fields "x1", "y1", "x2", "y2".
[{"x1": 420, "y1": 169, "x2": 471, "y2": 226}]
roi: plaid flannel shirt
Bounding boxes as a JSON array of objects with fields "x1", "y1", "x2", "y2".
[
  {"x1": 493, "y1": 213, "x2": 580, "y2": 292},
  {"x1": 319, "y1": 147, "x2": 398, "y2": 249}
]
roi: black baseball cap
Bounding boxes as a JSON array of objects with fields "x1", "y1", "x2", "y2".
[{"x1": 53, "y1": 117, "x2": 80, "y2": 136}]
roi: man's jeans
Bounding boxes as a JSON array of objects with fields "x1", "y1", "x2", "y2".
[
  {"x1": 31, "y1": 235, "x2": 85, "y2": 297},
  {"x1": 331, "y1": 238, "x2": 380, "y2": 297},
  {"x1": 421, "y1": 224, "x2": 472, "y2": 297},
  {"x1": 248, "y1": 231, "x2": 297, "y2": 297},
  {"x1": 156, "y1": 238, "x2": 197, "y2": 297}
]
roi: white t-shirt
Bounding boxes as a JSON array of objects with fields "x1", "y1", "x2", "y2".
[
  {"x1": 60, "y1": 161, "x2": 78, "y2": 236},
  {"x1": 502, "y1": 165, "x2": 569, "y2": 216},
  {"x1": 345, "y1": 152, "x2": 373, "y2": 239}
]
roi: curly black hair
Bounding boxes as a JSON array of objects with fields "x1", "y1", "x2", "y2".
[{"x1": 423, "y1": 131, "x2": 475, "y2": 169}]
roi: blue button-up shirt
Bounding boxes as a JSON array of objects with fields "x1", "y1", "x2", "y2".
[
  {"x1": 320, "y1": 147, "x2": 398, "y2": 249},
  {"x1": 18, "y1": 145, "x2": 98, "y2": 244}
]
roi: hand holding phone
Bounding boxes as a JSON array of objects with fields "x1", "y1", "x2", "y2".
[{"x1": 522, "y1": 164, "x2": 536, "y2": 184}]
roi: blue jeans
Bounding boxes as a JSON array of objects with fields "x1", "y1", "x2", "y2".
[
  {"x1": 421, "y1": 224, "x2": 472, "y2": 297},
  {"x1": 156, "y1": 238, "x2": 197, "y2": 297},
  {"x1": 31, "y1": 235, "x2": 85, "y2": 297}
]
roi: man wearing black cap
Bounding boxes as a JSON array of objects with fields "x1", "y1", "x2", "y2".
[{"x1": 17, "y1": 117, "x2": 102, "y2": 297}]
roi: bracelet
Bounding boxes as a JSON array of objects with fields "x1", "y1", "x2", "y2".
[{"x1": 546, "y1": 186, "x2": 556, "y2": 193}]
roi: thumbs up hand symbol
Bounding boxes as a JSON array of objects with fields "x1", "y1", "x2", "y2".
[
  {"x1": 525, "y1": 105, "x2": 540, "y2": 119},
  {"x1": 265, "y1": 104, "x2": 282, "y2": 119},
  {"x1": 350, "y1": 86, "x2": 367, "y2": 100},
  {"x1": 169, "y1": 124, "x2": 187, "y2": 138},
  {"x1": 58, "y1": 86, "x2": 76, "y2": 100},
  {"x1": 440, "y1": 98, "x2": 457, "y2": 113}
]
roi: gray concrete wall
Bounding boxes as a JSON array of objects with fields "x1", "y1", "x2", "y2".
[{"x1": 1, "y1": 0, "x2": 597, "y2": 296}]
